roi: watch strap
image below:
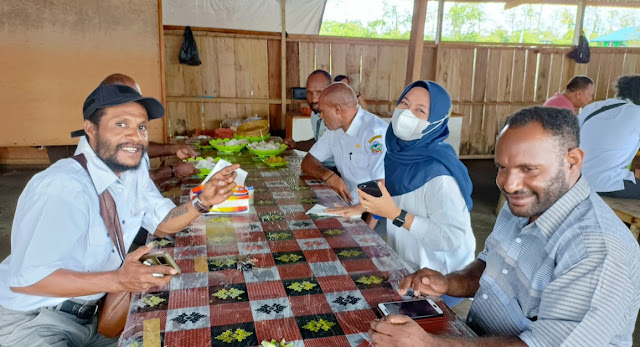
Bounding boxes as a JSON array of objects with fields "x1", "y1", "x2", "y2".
[
  {"x1": 392, "y1": 209, "x2": 408, "y2": 227},
  {"x1": 192, "y1": 196, "x2": 211, "y2": 213}
]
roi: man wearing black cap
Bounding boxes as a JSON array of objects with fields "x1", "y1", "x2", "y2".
[{"x1": 0, "y1": 84, "x2": 239, "y2": 345}]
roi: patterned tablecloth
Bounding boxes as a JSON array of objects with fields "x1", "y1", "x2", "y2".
[{"x1": 120, "y1": 150, "x2": 474, "y2": 347}]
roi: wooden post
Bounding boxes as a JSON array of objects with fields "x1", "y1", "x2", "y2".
[
  {"x1": 405, "y1": 0, "x2": 428, "y2": 86},
  {"x1": 573, "y1": 0, "x2": 586, "y2": 46},
  {"x1": 157, "y1": 0, "x2": 167, "y2": 141},
  {"x1": 280, "y1": 0, "x2": 287, "y2": 123},
  {"x1": 435, "y1": 0, "x2": 445, "y2": 45}
]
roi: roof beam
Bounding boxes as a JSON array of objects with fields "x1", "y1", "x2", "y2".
[{"x1": 405, "y1": 0, "x2": 428, "y2": 86}]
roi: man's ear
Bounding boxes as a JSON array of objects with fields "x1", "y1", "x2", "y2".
[
  {"x1": 84, "y1": 120, "x2": 96, "y2": 140},
  {"x1": 566, "y1": 147, "x2": 584, "y2": 176}
]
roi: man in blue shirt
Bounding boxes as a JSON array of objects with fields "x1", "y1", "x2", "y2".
[
  {"x1": 370, "y1": 107, "x2": 640, "y2": 346},
  {"x1": 0, "y1": 82, "x2": 239, "y2": 346}
]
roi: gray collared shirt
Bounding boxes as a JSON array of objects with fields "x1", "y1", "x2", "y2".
[{"x1": 468, "y1": 177, "x2": 640, "y2": 346}]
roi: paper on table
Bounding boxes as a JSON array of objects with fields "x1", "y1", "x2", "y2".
[
  {"x1": 292, "y1": 149, "x2": 307, "y2": 157},
  {"x1": 202, "y1": 158, "x2": 247, "y2": 187},
  {"x1": 305, "y1": 204, "x2": 360, "y2": 219}
]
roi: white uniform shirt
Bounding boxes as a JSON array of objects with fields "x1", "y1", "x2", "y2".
[
  {"x1": 579, "y1": 98, "x2": 640, "y2": 192},
  {"x1": 386, "y1": 176, "x2": 475, "y2": 274},
  {"x1": 0, "y1": 137, "x2": 175, "y2": 311},
  {"x1": 309, "y1": 106, "x2": 388, "y2": 203},
  {"x1": 310, "y1": 111, "x2": 335, "y2": 167}
]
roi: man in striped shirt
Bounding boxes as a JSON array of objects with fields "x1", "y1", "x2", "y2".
[{"x1": 369, "y1": 106, "x2": 640, "y2": 346}]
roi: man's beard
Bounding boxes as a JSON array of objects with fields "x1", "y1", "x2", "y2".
[
  {"x1": 506, "y1": 165, "x2": 571, "y2": 219},
  {"x1": 95, "y1": 133, "x2": 146, "y2": 173},
  {"x1": 309, "y1": 103, "x2": 320, "y2": 113}
]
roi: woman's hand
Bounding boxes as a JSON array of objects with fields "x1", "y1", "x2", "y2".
[
  {"x1": 325, "y1": 203, "x2": 366, "y2": 217},
  {"x1": 358, "y1": 181, "x2": 400, "y2": 220}
]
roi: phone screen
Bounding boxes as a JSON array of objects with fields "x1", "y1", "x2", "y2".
[{"x1": 380, "y1": 299, "x2": 443, "y2": 319}]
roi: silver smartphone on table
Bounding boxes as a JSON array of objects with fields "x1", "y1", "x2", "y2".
[{"x1": 378, "y1": 298, "x2": 444, "y2": 319}]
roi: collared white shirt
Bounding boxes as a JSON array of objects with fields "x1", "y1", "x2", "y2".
[
  {"x1": 579, "y1": 98, "x2": 640, "y2": 192},
  {"x1": 310, "y1": 111, "x2": 335, "y2": 167},
  {"x1": 0, "y1": 137, "x2": 175, "y2": 311},
  {"x1": 386, "y1": 176, "x2": 475, "y2": 274},
  {"x1": 309, "y1": 106, "x2": 388, "y2": 203}
]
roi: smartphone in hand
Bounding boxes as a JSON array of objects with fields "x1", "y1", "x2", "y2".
[
  {"x1": 140, "y1": 252, "x2": 182, "y2": 275},
  {"x1": 378, "y1": 298, "x2": 444, "y2": 319},
  {"x1": 357, "y1": 180, "x2": 383, "y2": 197}
]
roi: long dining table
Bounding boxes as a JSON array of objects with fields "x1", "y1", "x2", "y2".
[{"x1": 119, "y1": 148, "x2": 476, "y2": 347}]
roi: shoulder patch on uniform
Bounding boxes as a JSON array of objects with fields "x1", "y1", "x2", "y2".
[
  {"x1": 368, "y1": 135, "x2": 382, "y2": 143},
  {"x1": 370, "y1": 142, "x2": 383, "y2": 154}
]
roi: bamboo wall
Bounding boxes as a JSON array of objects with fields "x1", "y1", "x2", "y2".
[{"x1": 164, "y1": 27, "x2": 640, "y2": 156}]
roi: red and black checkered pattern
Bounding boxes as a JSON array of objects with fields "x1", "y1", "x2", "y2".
[{"x1": 120, "y1": 151, "x2": 410, "y2": 347}]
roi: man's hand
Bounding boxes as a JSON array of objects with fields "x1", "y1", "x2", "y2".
[
  {"x1": 173, "y1": 144, "x2": 197, "y2": 159},
  {"x1": 174, "y1": 162, "x2": 198, "y2": 179},
  {"x1": 369, "y1": 315, "x2": 433, "y2": 347},
  {"x1": 326, "y1": 174, "x2": 352, "y2": 204},
  {"x1": 199, "y1": 164, "x2": 240, "y2": 207},
  {"x1": 283, "y1": 138, "x2": 297, "y2": 149},
  {"x1": 325, "y1": 203, "x2": 365, "y2": 217},
  {"x1": 116, "y1": 244, "x2": 176, "y2": 292},
  {"x1": 399, "y1": 267, "x2": 449, "y2": 297}
]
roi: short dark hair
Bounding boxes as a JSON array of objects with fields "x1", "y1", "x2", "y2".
[
  {"x1": 566, "y1": 75, "x2": 593, "y2": 92},
  {"x1": 309, "y1": 69, "x2": 332, "y2": 84},
  {"x1": 504, "y1": 106, "x2": 579, "y2": 152},
  {"x1": 334, "y1": 75, "x2": 348, "y2": 82},
  {"x1": 615, "y1": 74, "x2": 640, "y2": 105}
]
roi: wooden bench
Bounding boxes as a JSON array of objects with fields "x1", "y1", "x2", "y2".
[{"x1": 601, "y1": 197, "x2": 640, "y2": 241}]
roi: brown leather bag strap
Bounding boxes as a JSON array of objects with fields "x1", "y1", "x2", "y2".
[{"x1": 72, "y1": 154, "x2": 126, "y2": 263}]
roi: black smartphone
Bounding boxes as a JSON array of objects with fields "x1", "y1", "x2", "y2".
[
  {"x1": 378, "y1": 298, "x2": 444, "y2": 319},
  {"x1": 357, "y1": 180, "x2": 382, "y2": 197}
]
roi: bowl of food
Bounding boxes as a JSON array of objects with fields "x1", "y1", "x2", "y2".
[
  {"x1": 247, "y1": 141, "x2": 287, "y2": 157},
  {"x1": 263, "y1": 156, "x2": 288, "y2": 167},
  {"x1": 235, "y1": 119, "x2": 270, "y2": 142},
  {"x1": 209, "y1": 138, "x2": 249, "y2": 153},
  {"x1": 183, "y1": 156, "x2": 219, "y2": 177}
]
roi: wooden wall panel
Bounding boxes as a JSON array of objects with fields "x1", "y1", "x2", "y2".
[{"x1": 162, "y1": 29, "x2": 640, "y2": 155}]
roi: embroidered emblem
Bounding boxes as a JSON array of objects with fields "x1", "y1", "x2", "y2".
[
  {"x1": 276, "y1": 253, "x2": 303, "y2": 263},
  {"x1": 291, "y1": 221, "x2": 313, "y2": 228},
  {"x1": 337, "y1": 249, "x2": 363, "y2": 258},
  {"x1": 215, "y1": 329, "x2": 254, "y2": 343},
  {"x1": 259, "y1": 212, "x2": 285, "y2": 222},
  {"x1": 332, "y1": 295, "x2": 361, "y2": 306},
  {"x1": 267, "y1": 232, "x2": 294, "y2": 241},
  {"x1": 302, "y1": 319, "x2": 336, "y2": 332},
  {"x1": 171, "y1": 312, "x2": 206, "y2": 324},
  {"x1": 213, "y1": 288, "x2": 245, "y2": 300},
  {"x1": 208, "y1": 257, "x2": 237, "y2": 268},
  {"x1": 370, "y1": 142, "x2": 383, "y2": 154},
  {"x1": 287, "y1": 281, "x2": 317, "y2": 292},
  {"x1": 141, "y1": 295, "x2": 167, "y2": 307},
  {"x1": 153, "y1": 239, "x2": 172, "y2": 247},
  {"x1": 368, "y1": 135, "x2": 382, "y2": 143},
  {"x1": 256, "y1": 303, "x2": 287, "y2": 314},
  {"x1": 300, "y1": 197, "x2": 318, "y2": 204},
  {"x1": 322, "y1": 228, "x2": 344, "y2": 236},
  {"x1": 356, "y1": 275, "x2": 384, "y2": 285}
]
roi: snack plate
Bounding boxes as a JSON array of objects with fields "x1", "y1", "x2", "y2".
[
  {"x1": 263, "y1": 157, "x2": 288, "y2": 167},
  {"x1": 247, "y1": 144, "x2": 287, "y2": 157},
  {"x1": 209, "y1": 139, "x2": 247, "y2": 153},
  {"x1": 234, "y1": 133, "x2": 271, "y2": 143}
]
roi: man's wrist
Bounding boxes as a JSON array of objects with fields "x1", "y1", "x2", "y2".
[{"x1": 323, "y1": 172, "x2": 335, "y2": 182}]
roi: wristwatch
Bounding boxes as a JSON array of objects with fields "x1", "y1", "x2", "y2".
[
  {"x1": 392, "y1": 209, "x2": 408, "y2": 227},
  {"x1": 191, "y1": 196, "x2": 211, "y2": 213}
]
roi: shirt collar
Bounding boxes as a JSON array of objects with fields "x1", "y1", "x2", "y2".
[
  {"x1": 345, "y1": 106, "x2": 364, "y2": 136},
  {"x1": 74, "y1": 137, "x2": 119, "y2": 194},
  {"x1": 530, "y1": 176, "x2": 591, "y2": 240}
]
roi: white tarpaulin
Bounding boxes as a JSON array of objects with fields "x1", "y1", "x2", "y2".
[{"x1": 163, "y1": 0, "x2": 327, "y2": 35}]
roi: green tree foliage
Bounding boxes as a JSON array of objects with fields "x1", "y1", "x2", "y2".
[{"x1": 320, "y1": 1, "x2": 640, "y2": 47}]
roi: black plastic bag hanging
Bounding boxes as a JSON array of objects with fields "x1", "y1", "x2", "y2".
[
  {"x1": 568, "y1": 34, "x2": 590, "y2": 64},
  {"x1": 179, "y1": 26, "x2": 201, "y2": 66}
]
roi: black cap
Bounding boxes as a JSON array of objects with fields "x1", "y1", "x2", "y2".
[{"x1": 72, "y1": 84, "x2": 165, "y2": 137}]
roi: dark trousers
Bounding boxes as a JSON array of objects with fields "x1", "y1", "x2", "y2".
[{"x1": 599, "y1": 179, "x2": 640, "y2": 200}]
